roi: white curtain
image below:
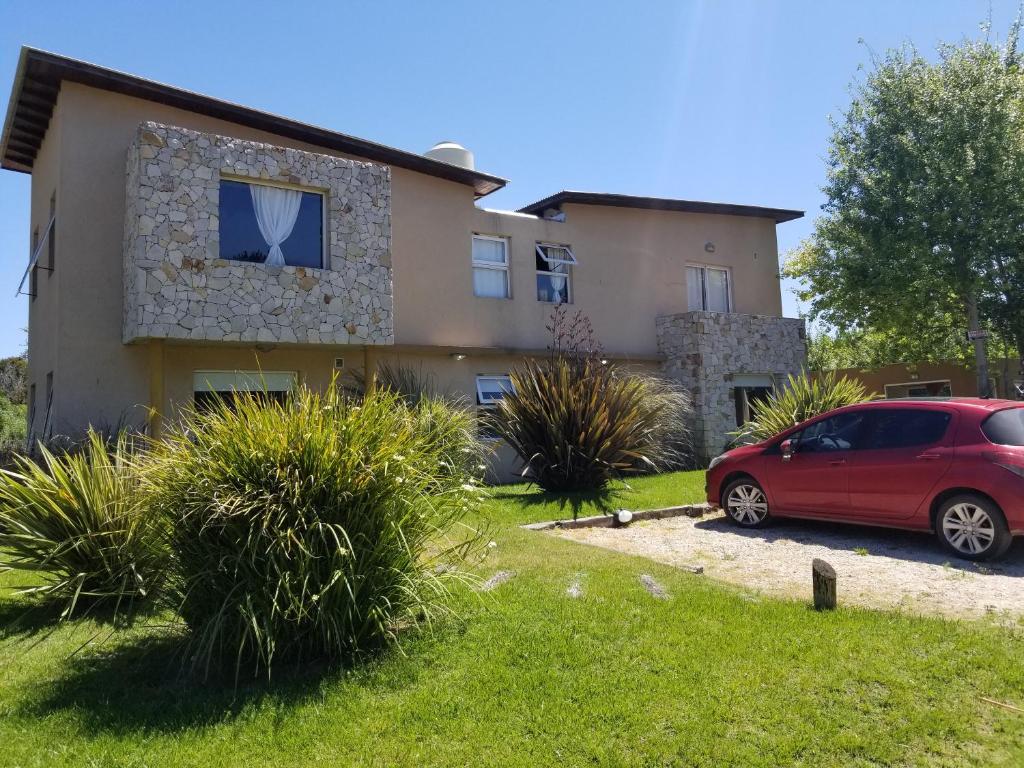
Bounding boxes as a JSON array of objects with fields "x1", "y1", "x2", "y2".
[
  {"x1": 548, "y1": 265, "x2": 567, "y2": 303},
  {"x1": 250, "y1": 184, "x2": 302, "y2": 267}
]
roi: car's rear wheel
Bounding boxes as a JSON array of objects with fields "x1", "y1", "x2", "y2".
[
  {"x1": 936, "y1": 494, "x2": 1012, "y2": 562},
  {"x1": 722, "y1": 477, "x2": 771, "y2": 528}
]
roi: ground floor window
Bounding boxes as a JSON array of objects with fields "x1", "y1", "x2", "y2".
[
  {"x1": 193, "y1": 370, "x2": 297, "y2": 410},
  {"x1": 732, "y1": 373, "x2": 775, "y2": 426},
  {"x1": 475, "y1": 374, "x2": 514, "y2": 439}
]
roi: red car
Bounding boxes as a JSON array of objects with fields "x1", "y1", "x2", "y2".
[{"x1": 706, "y1": 398, "x2": 1024, "y2": 561}]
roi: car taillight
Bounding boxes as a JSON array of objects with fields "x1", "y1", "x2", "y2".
[{"x1": 983, "y1": 451, "x2": 1024, "y2": 479}]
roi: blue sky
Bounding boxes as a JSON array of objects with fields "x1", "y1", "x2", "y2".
[{"x1": 0, "y1": 0, "x2": 1019, "y2": 357}]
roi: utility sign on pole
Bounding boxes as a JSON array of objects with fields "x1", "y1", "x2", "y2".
[{"x1": 966, "y1": 329, "x2": 990, "y2": 341}]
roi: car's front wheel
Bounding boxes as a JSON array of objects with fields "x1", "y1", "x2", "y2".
[
  {"x1": 936, "y1": 494, "x2": 1012, "y2": 562},
  {"x1": 722, "y1": 477, "x2": 771, "y2": 528}
]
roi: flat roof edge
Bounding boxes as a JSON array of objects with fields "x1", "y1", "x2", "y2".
[{"x1": 518, "y1": 190, "x2": 804, "y2": 223}]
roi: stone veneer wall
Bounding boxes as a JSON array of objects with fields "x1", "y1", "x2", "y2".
[
  {"x1": 657, "y1": 311, "x2": 807, "y2": 461},
  {"x1": 123, "y1": 122, "x2": 393, "y2": 345}
]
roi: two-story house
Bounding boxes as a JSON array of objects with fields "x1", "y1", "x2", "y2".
[{"x1": 1, "y1": 48, "x2": 805, "y2": 477}]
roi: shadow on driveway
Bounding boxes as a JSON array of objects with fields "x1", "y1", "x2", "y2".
[{"x1": 692, "y1": 513, "x2": 1024, "y2": 576}]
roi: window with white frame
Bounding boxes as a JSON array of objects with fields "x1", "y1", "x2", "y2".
[
  {"x1": 536, "y1": 243, "x2": 576, "y2": 303},
  {"x1": 686, "y1": 264, "x2": 731, "y2": 312},
  {"x1": 472, "y1": 234, "x2": 510, "y2": 298},
  {"x1": 475, "y1": 374, "x2": 514, "y2": 439},
  {"x1": 476, "y1": 374, "x2": 514, "y2": 405}
]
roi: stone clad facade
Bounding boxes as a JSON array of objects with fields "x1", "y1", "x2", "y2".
[
  {"x1": 657, "y1": 311, "x2": 807, "y2": 461},
  {"x1": 123, "y1": 122, "x2": 393, "y2": 345}
]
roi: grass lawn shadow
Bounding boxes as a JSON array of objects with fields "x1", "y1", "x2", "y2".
[
  {"x1": 16, "y1": 625, "x2": 431, "y2": 736},
  {"x1": 0, "y1": 594, "x2": 158, "y2": 643}
]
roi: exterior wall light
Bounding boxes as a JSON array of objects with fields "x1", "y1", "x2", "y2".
[
  {"x1": 451, "y1": 353, "x2": 467, "y2": 361},
  {"x1": 600, "y1": 358, "x2": 609, "y2": 365}
]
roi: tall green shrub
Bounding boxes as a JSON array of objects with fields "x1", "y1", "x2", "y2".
[
  {"x1": 731, "y1": 370, "x2": 872, "y2": 444},
  {"x1": 0, "y1": 430, "x2": 165, "y2": 617},
  {"x1": 0, "y1": 395, "x2": 27, "y2": 461},
  {"x1": 145, "y1": 383, "x2": 484, "y2": 680},
  {"x1": 489, "y1": 308, "x2": 692, "y2": 491},
  {"x1": 491, "y1": 357, "x2": 691, "y2": 492}
]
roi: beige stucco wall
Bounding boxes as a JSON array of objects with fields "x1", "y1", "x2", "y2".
[
  {"x1": 23, "y1": 80, "x2": 788, "y2": 469},
  {"x1": 24, "y1": 90, "x2": 62, "y2": 440},
  {"x1": 387, "y1": 198, "x2": 783, "y2": 357},
  {"x1": 433, "y1": 204, "x2": 784, "y2": 356}
]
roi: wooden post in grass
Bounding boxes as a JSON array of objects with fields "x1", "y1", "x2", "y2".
[{"x1": 812, "y1": 558, "x2": 837, "y2": 611}]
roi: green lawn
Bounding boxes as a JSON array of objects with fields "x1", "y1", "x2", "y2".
[{"x1": 1, "y1": 470, "x2": 1022, "y2": 767}]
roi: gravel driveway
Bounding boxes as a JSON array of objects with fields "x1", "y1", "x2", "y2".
[{"x1": 556, "y1": 511, "x2": 1024, "y2": 621}]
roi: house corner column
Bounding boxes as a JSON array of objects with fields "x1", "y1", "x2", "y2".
[{"x1": 363, "y1": 345, "x2": 376, "y2": 394}]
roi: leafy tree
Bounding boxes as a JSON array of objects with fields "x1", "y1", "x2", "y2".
[
  {"x1": 805, "y1": 325, "x2": 968, "y2": 371},
  {"x1": 786, "y1": 25, "x2": 1024, "y2": 393},
  {"x1": 0, "y1": 355, "x2": 26, "y2": 405}
]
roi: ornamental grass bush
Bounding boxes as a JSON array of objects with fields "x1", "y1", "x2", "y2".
[
  {"x1": 491, "y1": 357, "x2": 692, "y2": 492},
  {"x1": 731, "y1": 369, "x2": 873, "y2": 444},
  {"x1": 144, "y1": 382, "x2": 485, "y2": 680},
  {"x1": 0, "y1": 430, "x2": 165, "y2": 617},
  {"x1": 489, "y1": 306, "x2": 693, "y2": 492}
]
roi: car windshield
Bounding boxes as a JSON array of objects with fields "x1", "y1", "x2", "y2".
[{"x1": 981, "y1": 407, "x2": 1024, "y2": 446}]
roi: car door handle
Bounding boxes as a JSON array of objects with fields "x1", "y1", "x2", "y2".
[
  {"x1": 828, "y1": 459, "x2": 847, "y2": 466},
  {"x1": 916, "y1": 453, "x2": 941, "y2": 460}
]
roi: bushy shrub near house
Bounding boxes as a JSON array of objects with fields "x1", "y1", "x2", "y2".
[
  {"x1": 0, "y1": 395, "x2": 27, "y2": 457},
  {"x1": 0, "y1": 430, "x2": 165, "y2": 617},
  {"x1": 144, "y1": 384, "x2": 484, "y2": 679},
  {"x1": 731, "y1": 370, "x2": 872, "y2": 444},
  {"x1": 490, "y1": 307, "x2": 693, "y2": 491},
  {"x1": 0, "y1": 354, "x2": 27, "y2": 405}
]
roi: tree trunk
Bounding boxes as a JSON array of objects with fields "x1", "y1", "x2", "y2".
[{"x1": 966, "y1": 294, "x2": 990, "y2": 397}]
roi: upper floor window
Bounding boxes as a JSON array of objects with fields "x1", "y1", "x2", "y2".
[
  {"x1": 472, "y1": 234, "x2": 510, "y2": 298},
  {"x1": 536, "y1": 243, "x2": 576, "y2": 303},
  {"x1": 219, "y1": 179, "x2": 325, "y2": 269},
  {"x1": 687, "y1": 264, "x2": 730, "y2": 312}
]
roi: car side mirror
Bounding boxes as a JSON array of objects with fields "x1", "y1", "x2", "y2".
[{"x1": 780, "y1": 439, "x2": 795, "y2": 461}]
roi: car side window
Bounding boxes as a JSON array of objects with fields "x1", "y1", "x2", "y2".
[
  {"x1": 859, "y1": 409, "x2": 952, "y2": 450},
  {"x1": 795, "y1": 412, "x2": 866, "y2": 453}
]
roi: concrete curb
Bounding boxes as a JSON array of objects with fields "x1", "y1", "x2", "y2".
[{"x1": 521, "y1": 502, "x2": 713, "y2": 532}]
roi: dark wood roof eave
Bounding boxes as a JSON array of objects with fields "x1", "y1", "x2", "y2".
[
  {"x1": 0, "y1": 47, "x2": 507, "y2": 197},
  {"x1": 517, "y1": 190, "x2": 804, "y2": 224}
]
